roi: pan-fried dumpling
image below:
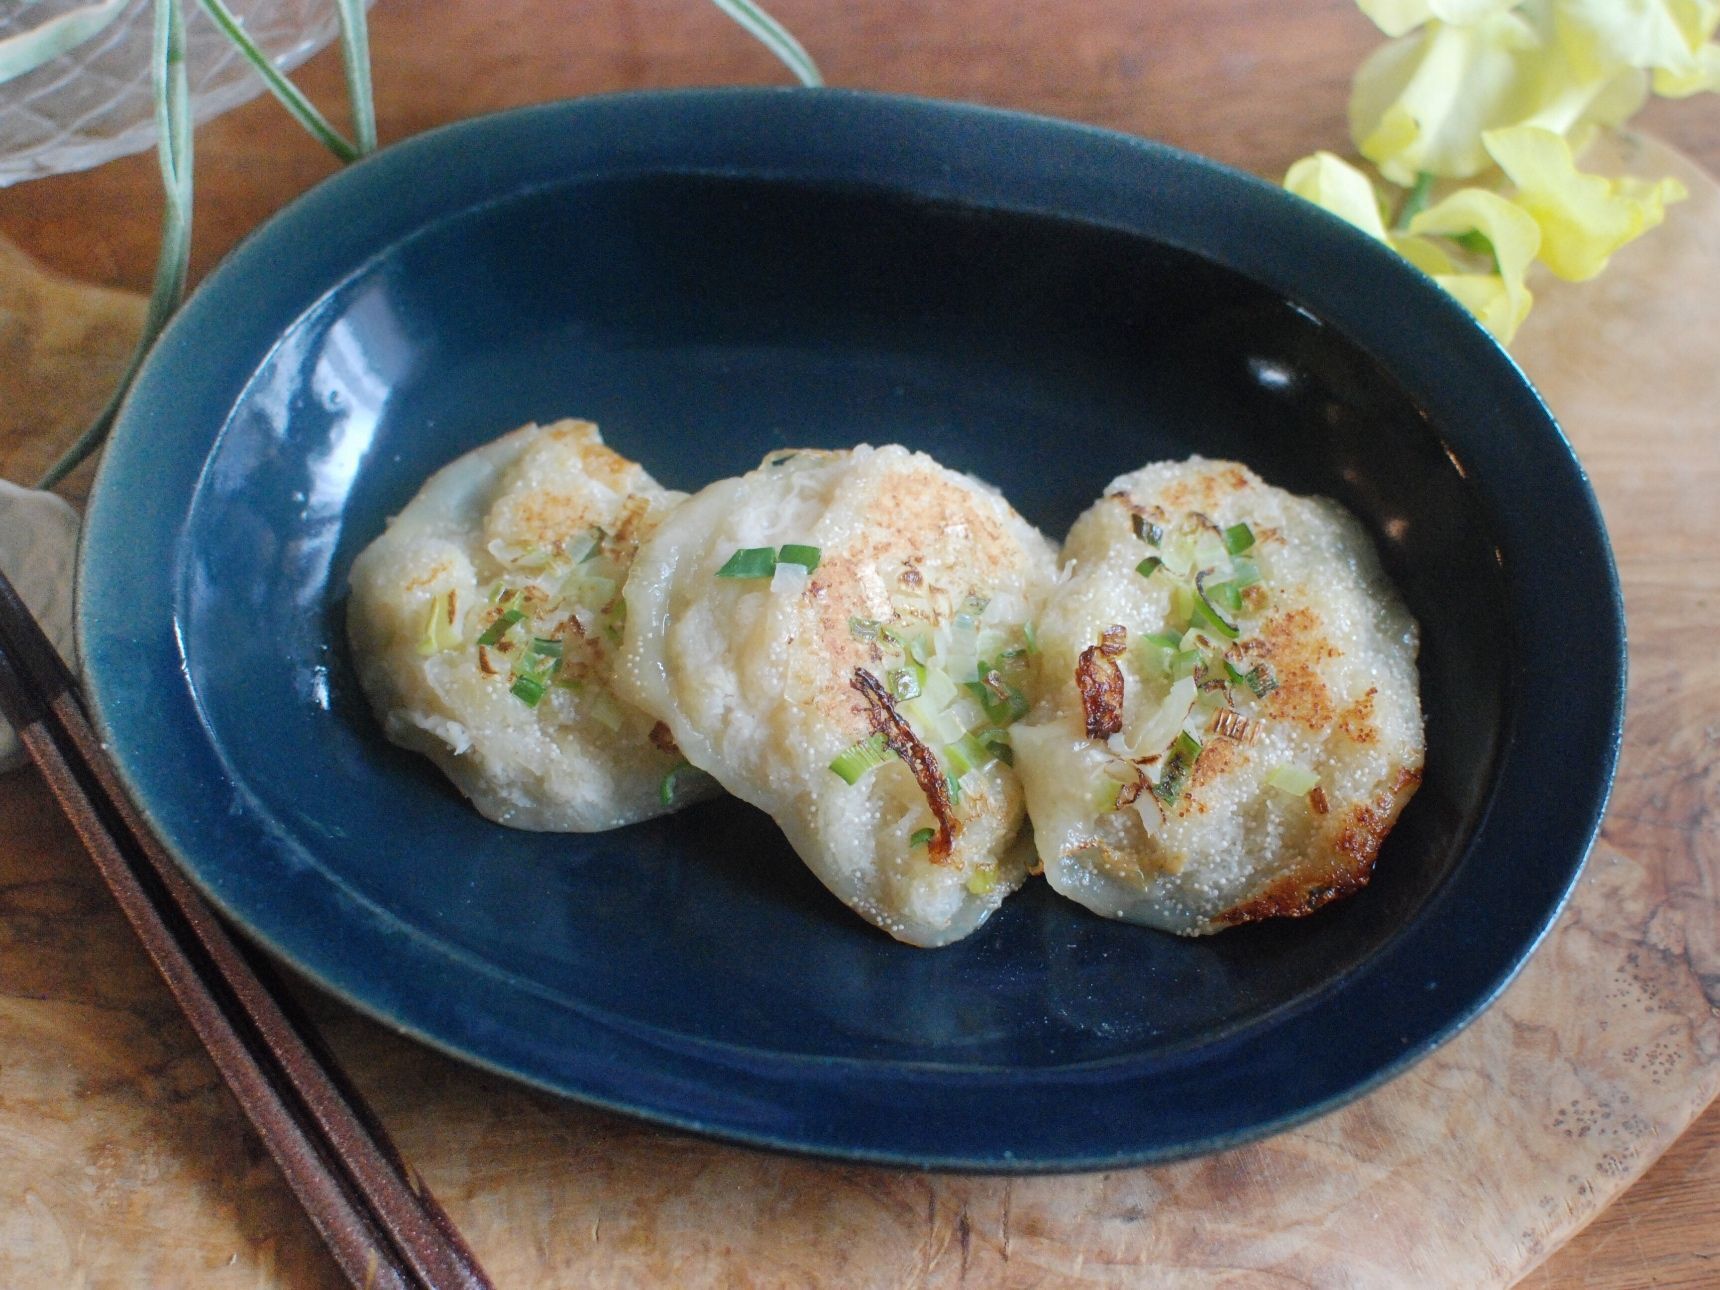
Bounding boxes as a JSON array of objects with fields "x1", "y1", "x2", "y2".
[
  {"x1": 616, "y1": 445, "x2": 1058, "y2": 946},
  {"x1": 1011, "y1": 457, "x2": 1424, "y2": 935},
  {"x1": 347, "y1": 419, "x2": 714, "y2": 830}
]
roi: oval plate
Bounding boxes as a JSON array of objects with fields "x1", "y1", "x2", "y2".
[{"x1": 77, "y1": 89, "x2": 1624, "y2": 1171}]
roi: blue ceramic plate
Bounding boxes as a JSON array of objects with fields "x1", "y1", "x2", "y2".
[{"x1": 78, "y1": 90, "x2": 1624, "y2": 1170}]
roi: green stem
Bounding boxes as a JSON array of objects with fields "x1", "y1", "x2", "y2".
[
  {"x1": 334, "y1": 0, "x2": 377, "y2": 155},
  {"x1": 196, "y1": 0, "x2": 359, "y2": 162},
  {"x1": 707, "y1": 0, "x2": 823, "y2": 87},
  {"x1": 1396, "y1": 170, "x2": 1436, "y2": 230},
  {"x1": 37, "y1": 0, "x2": 193, "y2": 492}
]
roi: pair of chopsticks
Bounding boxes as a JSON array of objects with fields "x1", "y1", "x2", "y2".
[{"x1": 0, "y1": 567, "x2": 494, "y2": 1290}]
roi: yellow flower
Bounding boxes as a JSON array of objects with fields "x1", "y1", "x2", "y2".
[
  {"x1": 1554, "y1": 0, "x2": 1720, "y2": 95},
  {"x1": 1482, "y1": 123, "x2": 1688, "y2": 279},
  {"x1": 1359, "y1": 0, "x2": 1520, "y2": 39},
  {"x1": 1283, "y1": 151, "x2": 1391, "y2": 240},
  {"x1": 1349, "y1": 2, "x2": 1655, "y2": 183},
  {"x1": 1406, "y1": 187, "x2": 1543, "y2": 340},
  {"x1": 1351, "y1": 13, "x2": 1538, "y2": 182}
]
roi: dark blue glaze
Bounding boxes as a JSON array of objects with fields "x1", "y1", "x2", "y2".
[{"x1": 77, "y1": 90, "x2": 1625, "y2": 1170}]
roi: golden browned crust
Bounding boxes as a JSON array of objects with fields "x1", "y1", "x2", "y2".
[{"x1": 1214, "y1": 766, "x2": 1422, "y2": 928}]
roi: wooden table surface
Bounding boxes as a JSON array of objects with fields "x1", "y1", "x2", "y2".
[{"x1": 2, "y1": 2, "x2": 1715, "y2": 1284}]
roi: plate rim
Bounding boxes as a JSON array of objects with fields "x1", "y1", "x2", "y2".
[{"x1": 75, "y1": 87, "x2": 1627, "y2": 1171}]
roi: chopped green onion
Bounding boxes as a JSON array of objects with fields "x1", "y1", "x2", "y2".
[
  {"x1": 1192, "y1": 572, "x2": 1241, "y2": 641},
  {"x1": 1170, "y1": 649, "x2": 1201, "y2": 680},
  {"x1": 1092, "y1": 776, "x2": 1128, "y2": 813},
  {"x1": 510, "y1": 673, "x2": 548, "y2": 707},
  {"x1": 1223, "y1": 523, "x2": 1256, "y2": 555},
  {"x1": 947, "y1": 772, "x2": 963, "y2": 803},
  {"x1": 909, "y1": 827, "x2": 936, "y2": 848},
  {"x1": 778, "y1": 543, "x2": 821, "y2": 573},
  {"x1": 416, "y1": 590, "x2": 461, "y2": 656},
  {"x1": 888, "y1": 667, "x2": 922, "y2": 701},
  {"x1": 1169, "y1": 583, "x2": 1195, "y2": 628},
  {"x1": 1153, "y1": 756, "x2": 1191, "y2": 806},
  {"x1": 965, "y1": 866, "x2": 998, "y2": 895},
  {"x1": 1173, "y1": 729, "x2": 1204, "y2": 763},
  {"x1": 529, "y1": 637, "x2": 563, "y2": 658},
  {"x1": 1211, "y1": 579, "x2": 1243, "y2": 614},
  {"x1": 979, "y1": 728, "x2": 1016, "y2": 766},
  {"x1": 580, "y1": 527, "x2": 607, "y2": 563},
  {"x1": 908, "y1": 634, "x2": 931, "y2": 666},
  {"x1": 716, "y1": 547, "x2": 779, "y2": 579},
  {"x1": 1136, "y1": 556, "x2": 1165, "y2": 580},
  {"x1": 829, "y1": 732, "x2": 891, "y2": 785},
  {"x1": 1225, "y1": 659, "x2": 1278, "y2": 696},
  {"x1": 943, "y1": 732, "x2": 994, "y2": 778},
  {"x1": 1023, "y1": 621, "x2": 1040, "y2": 655},
  {"x1": 1229, "y1": 557, "x2": 1261, "y2": 589},
  {"x1": 1266, "y1": 765, "x2": 1321, "y2": 796},
  {"x1": 477, "y1": 607, "x2": 525, "y2": 646},
  {"x1": 849, "y1": 616, "x2": 881, "y2": 642},
  {"x1": 1132, "y1": 513, "x2": 1164, "y2": 545},
  {"x1": 659, "y1": 761, "x2": 697, "y2": 806}
]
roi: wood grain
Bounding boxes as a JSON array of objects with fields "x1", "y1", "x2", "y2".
[{"x1": 0, "y1": 1, "x2": 1715, "y2": 1284}]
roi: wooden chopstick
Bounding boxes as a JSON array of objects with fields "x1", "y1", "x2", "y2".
[{"x1": 0, "y1": 567, "x2": 494, "y2": 1290}]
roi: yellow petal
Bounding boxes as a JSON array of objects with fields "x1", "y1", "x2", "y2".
[
  {"x1": 1409, "y1": 186, "x2": 1542, "y2": 327},
  {"x1": 1483, "y1": 124, "x2": 1689, "y2": 280},
  {"x1": 1389, "y1": 232, "x2": 1462, "y2": 276},
  {"x1": 1359, "y1": 0, "x2": 1520, "y2": 38},
  {"x1": 1555, "y1": 0, "x2": 1720, "y2": 85},
  {"x1": 1283, "y1": 152, "x2": 1391, "y2": 241},
  {"x1": 1350, "y1": 14, "x2": 1541, "y2": 183},
  {"x1": 1432, "y1": 271, "x2": 1533, "y2": 343},
  {"x1": 1652, "y1": 40, "x2": 1720, "y2": 95}
]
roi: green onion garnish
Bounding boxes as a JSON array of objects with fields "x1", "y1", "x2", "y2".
[
  {"x1": 909, "y1": 827, "x2": 935, "y2": 848},
  {"x1": 477, "y1": 607, "x2": 525, "y2": 646},
  {"x1": 1225, "y1": 659, "x2": 1279, "y2": 696},
  {"x1": 716, "y1": 547, "x2": 779, "y2": 579},
  {"x1": 778, "y1": 544, "x2": 822, "y2": 573},
  {"x1": 659, "y1": 761, "x2": 694, "y2": 806},
  {"x1": 1023, "y1": 621, "x2": 1040, "y2": 655},
  {"x1": 1144, "y1": 630, "x2": 1183, "y2": 650},
  {"x1": 1229, "y1": 557, "x2": 1261, "y2": 589},
  {"x1": 1154, "y1": 756, "x2": 1191, "y2": 806},
  {"x1": 829, "y1": 732, "x2": 891, "y2": 785},
  {"x1": 510, "y1": 673, "x2": 548, "y2": 707},
  {"x1": 888, "y1": 667, "x2": 922, "y2": 701},
  {"x1": 943, "y1": 732, "x2": 994, "y2": 777},
  {"x1": 580, "y1": 527, "x2": 607, "y2": 563},
  {"x1": 529, "y1": 637, "x2": 563, "y2": 658},
  {"x1": 1266, "y1": 765, "x2": 1321, "y2": 796},
  {"x1": 849, "y1": 617, "x2": 881, "y2": 641},
  {"x1": 1136, "y1": 556, "x2": 1165, "y2": 580},
  {"x1": 1173, "y1": 729, "x2": 1204, "y2": 763},
  {"x1": 1211, "y1": 579, "x2": 1244, "y2": 614},
  {"x1": 416, "y1": 590, "x2": 461, "y2": 656},
  {"x1": 1223, "y1": 523, "x2": 1256, "y2": 555},
  {"x1": 1132, "y1": 513, "x2": 1164, "y2": 545},
  {"x1": 965, "y1": 866, "x2": 998, "y2": 895},
  {"x1": 1192, "y1": 572, "x2": 1241, "y2": 640}
]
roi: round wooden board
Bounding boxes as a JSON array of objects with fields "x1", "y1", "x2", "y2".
[{"x1": 0, "y1": 134, "x2": 1714, "y2": 1287}]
